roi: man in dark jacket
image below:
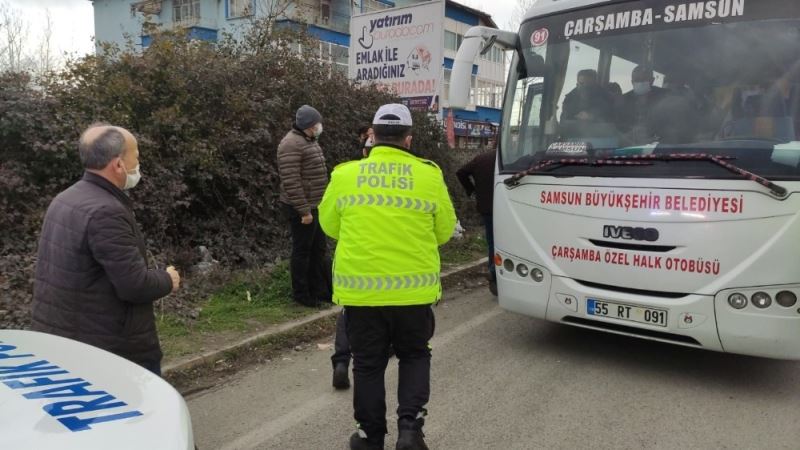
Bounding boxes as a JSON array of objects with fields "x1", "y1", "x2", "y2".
[
  {"x1": 456, "y1": 150, "x2": 497, "y2": 295},
  {"x1": 277, "y1": 105, "x2": 332, "y2": 307},
  {"x1": 561, "y1": 69, "x2": 614, "y2": 123},
  {"x1": 619, "y1": 65, "x2": 670, "y2": 141},
  {"x1": 31, "y1": 124, "x2": 180, "y2": 375}
]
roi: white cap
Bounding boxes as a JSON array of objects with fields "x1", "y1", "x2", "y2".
[{"x1": 372, "y1": 103, "x2": 413, "y2": 127}]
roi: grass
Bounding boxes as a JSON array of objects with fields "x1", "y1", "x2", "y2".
[
  {"x1": 439, "y1": 230, "x2": 489, "y2": 267},
  {"x1": 158, "y1": 233, "x2": 488, "y2": 362},
  {"x1": 158, "y1": 262, "x2": 322, "y2": 360},
  {"x1": 193, "y1": 263, "x2": 309, "y2": 332}
]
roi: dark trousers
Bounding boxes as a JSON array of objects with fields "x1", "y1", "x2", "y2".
[
  {"x1": 283, "y1": 204, "x2": 332, "y2": 306},
  {"x1": 331, "y1": 309, "x2": 351, "y2": 368},
  {"x1": 139, "y1": 359, "x2": 161, "y2": 377},
  {"x1": 345, "y1": 305, "x2": 435, "y2": 442},
  {"x1": 482, "y1": 214, "x2": 496, "y2": 282}
]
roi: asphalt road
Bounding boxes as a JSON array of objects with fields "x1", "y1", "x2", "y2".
[{"x1": 188, "y1": 286, "x2": 800, "y2": 449}]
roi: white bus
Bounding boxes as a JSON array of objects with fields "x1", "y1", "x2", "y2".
[{"x1": 450, "y1": 0, "x2": 800, "y2": 359}]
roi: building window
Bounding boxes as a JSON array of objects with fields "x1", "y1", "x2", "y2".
[
  {"x1": 445, "y1": 31, "x2": 465, "y2": 52},
  {"x1": 363, "y1": 0, "x2": 392, "y2": 13},
  {"x1": 294, "y1": 41, "x2": 349, "y2": 78},
  {"x1": 443, "y1": 69, "x2": 451, "y2": 101},
  {"x1": 173, "y1": 0, "x2": 200, "y2": 24},
  {"x1": 228, "y1": 0, "x2": 254, "y2": 18},
  {"x1": 445, "y1": 31, "x2": 458, "y2": 51},
  {"x1": 469, "y1": 74, "x2": 477, "y2": 105},
  {"x1": 479, "y1": 46, "x2": 505, "y2": 65}
]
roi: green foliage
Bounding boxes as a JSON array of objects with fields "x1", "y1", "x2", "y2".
[
  {"x1": 156, "y1": 263, "x2": 315, "y2": 359},
  {"x1": 439, "y1": 231, "x2": 489, "y2": 267},
  {"x1": 0, "y1": 24, "x2": 470, "y2": 327}
]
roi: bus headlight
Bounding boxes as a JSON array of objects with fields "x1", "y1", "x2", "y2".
[
  {"x1": 531, "y1": 268, "x2": 544, "y2": 283},
  {"x1": 728, "y1": 293, "x2": 747, "y2": 309},
  {"x1": 751, "y1": 292, "x2": 772, "y2": 309},
  {"x1": 516, "y1": 264, "x2": 529, "y2": 277},
  {"x1": 503, "y1": 259, "x2": 514, "y2": 272},
  {"x1": 776, "y1": 291, "x2": 797, "y2": 308}
]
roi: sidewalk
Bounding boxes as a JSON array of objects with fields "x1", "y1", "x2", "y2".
[{"x1": 163, "y1": 257, "x2": 488, "y2": 382}]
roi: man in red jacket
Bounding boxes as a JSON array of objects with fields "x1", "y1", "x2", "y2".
[{"x1": 456, "y1": 150, "x2": 497, "y2": 295}]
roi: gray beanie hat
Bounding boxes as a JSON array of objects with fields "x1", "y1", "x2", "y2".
[{"x1": 295, "y1": 105, "x2": 322, "y2": 130}]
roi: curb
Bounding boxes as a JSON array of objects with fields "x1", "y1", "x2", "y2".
[{"x1": 162, "y1": 257, "x2": 488, "y2": 376}]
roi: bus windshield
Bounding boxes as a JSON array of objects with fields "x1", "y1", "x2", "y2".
[{"x1": 502, "y1": 0, "x2": 800, "y2": 180}]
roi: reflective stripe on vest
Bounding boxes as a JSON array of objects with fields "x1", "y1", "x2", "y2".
[
  {"x1": 336, "y1": 194, "x2": 438, "y2": 213},
  {"x1": 334, "y1": 273, "x2": 441, "y2": 290}
]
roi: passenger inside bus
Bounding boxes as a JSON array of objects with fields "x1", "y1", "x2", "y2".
[
  {"x1": 503, "y1": 17, "x2": 800, "y2": 175},
  {"x1": 560, "y1": 69, "x2": 614, "y2": 123}
]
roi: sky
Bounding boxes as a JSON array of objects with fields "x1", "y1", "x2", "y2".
[
  {"x1": 7, "y1": 0, "x2": 95, "y2": 59},
  {"x1": 8, "y1": 0, "x2": 519, "y2": 59}
]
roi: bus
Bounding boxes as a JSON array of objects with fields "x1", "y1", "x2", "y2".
[{"x1": 449, "y1": 0, "x2": 800, "y2": 359}]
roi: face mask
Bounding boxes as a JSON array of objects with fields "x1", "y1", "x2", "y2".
[
  {"x1": 364, "y1": 136, "x2": 374, "y2": 148},
  {"x1": 633, "y1": 82, "x2": 651, "y2": 95},
  {"x1": 122, "y1": 162, "x2": 142, "y2": 190},
  {"x1": 313, "y1": 123, "x2": 323, "y2": 138}
]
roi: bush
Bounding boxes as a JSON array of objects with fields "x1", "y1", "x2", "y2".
[{"x1": 0, "y1": 25, "x2": 475, "y2": 328}]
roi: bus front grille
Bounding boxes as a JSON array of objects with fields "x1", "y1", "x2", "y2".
[
  {"x1": 575, "y1": 279, "x2": 689, "y2": 299},
  {"x1": 562, "y1": 316, "x2": 702, "y2": 346}
]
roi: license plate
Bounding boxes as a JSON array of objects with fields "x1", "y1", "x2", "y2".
[{"x1": 586, "y1": 299, "x2": 668, "y2": 327}]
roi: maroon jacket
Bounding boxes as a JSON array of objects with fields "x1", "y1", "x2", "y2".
[
  {"x1": 31, "y1": 172, "x2": 172, "y2": 368},
  {"x1": 456, "y1": 151, "x2": 496, "y2": 215}
]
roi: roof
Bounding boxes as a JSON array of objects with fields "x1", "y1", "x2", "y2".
[{"x1": 446, "y1": 0, "x2": 498, "y2": 29}]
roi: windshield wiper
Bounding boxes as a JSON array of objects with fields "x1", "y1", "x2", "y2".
[{"x1": 505, "y1": 153, "x2": 788, "y2": 198}]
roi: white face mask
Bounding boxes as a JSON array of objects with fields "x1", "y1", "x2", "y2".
[
  {"x1": 313, "y1": 123, "x2": 323, "y2": 138},
  {"x1": 633, "y1": 82, "x2": 652, "y2": 95},
  {"x1": 123, "y1": 162, "x2": 142, "y2": 190}
]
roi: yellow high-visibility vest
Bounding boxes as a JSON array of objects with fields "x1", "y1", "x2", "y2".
[{"x1": 319, "y1": 145, "x2": 457, "y2": 306}]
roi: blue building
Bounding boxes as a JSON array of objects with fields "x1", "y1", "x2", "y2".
[{"x1": 89, "y1": 0, "x2": 504, "y2": 148}]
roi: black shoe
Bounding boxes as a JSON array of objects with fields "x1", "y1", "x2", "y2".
[
  {"x1": 395, "y1": 429, "x2": 427, "y2": 450},
  {"x1": 350, "y1": 432, "x2": 383, "y2": 450},
  {"x1": 332, "y1": 363, "x2": 350, "y2": 390},
  {"x1": 488, "y1": 280, "x2": 497, "y2": 296},
  {"x1": 396, "y1": 417, "x2": 427, "y2": 450}
]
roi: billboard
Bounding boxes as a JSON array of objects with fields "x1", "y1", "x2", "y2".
[{"x1": 349, "y1": 2, "x2": 445, "y2": 112}]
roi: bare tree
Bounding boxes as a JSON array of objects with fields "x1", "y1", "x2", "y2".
[
  {"x1": 245, "y1": 0, "x2": 296, "y2": 51},
  {"x1": 36, "y1": 9, "x2": 54, "y2": 74},
  {"x1": 0, "y1": 3, "x2": 6, "y2": 66},
  {"x1": 255, "y1": 0, "x2": 295, "y2": 29},
  {"x1": 0, "y1": 1, "x2": 30, "y2": 72},
  {"x1": 508, "y1": 0, "x2": 538, "y2": 30}
]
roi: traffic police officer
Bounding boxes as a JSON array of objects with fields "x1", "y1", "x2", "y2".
[{"x1": 319, "y1": 104, "x2": 456, "y2": 450}]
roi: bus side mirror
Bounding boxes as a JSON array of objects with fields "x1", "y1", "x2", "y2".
[
  {"x1": 480, "y1": 35, "x2": 497, "y2": 56},
  {"x1": 450, "y1": 27, "x2": 520, "y2": 109},
  {"x1": 450, "y1": 35, "x2": 483, "y2": 109}
]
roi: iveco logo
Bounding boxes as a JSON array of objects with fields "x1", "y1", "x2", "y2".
[{"x1": 603, "y1": 225, "x2": 659, "y2": 242}]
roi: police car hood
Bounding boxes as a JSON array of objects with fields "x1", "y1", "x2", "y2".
[
  {"x1": 495, "y1": 177, "x2": 800, "y2": 295},
  {"x1": 0, "y1": 330, "x2": 193, "y2": 450}
]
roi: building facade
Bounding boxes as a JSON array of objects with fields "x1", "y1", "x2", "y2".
[
  {"x1": 89, "y1": 0, "x2": 504, "y2": 149},
  {"x1": 441, "y1": 2, "x2": 504, "y2": 149}
]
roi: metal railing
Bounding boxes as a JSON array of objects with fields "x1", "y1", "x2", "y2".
[{"x1": 169, "y1": 16, "x2": 218, "y2": 30}]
